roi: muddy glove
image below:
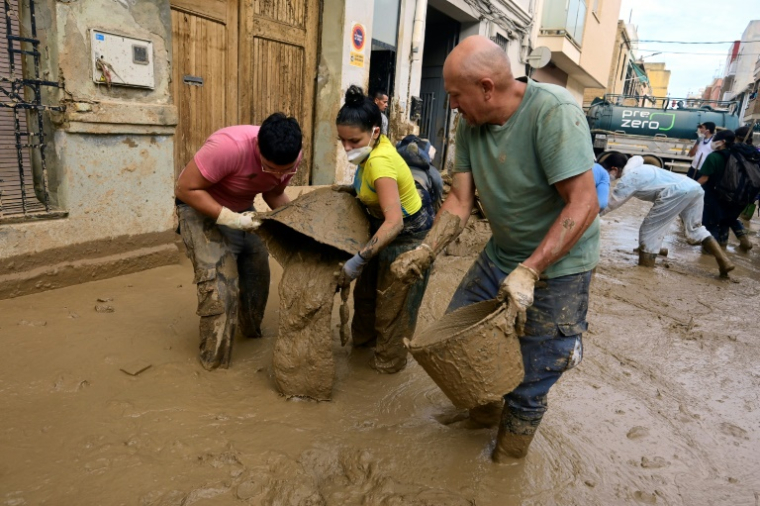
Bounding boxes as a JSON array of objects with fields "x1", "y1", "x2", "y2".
[
  {"x1": 497, "y1": 263, "x2": 539, "y2": 336},
  {"x1": 391, "y1": 211, "x2": 463, "y2": 284},
  {"x1": 390, "y1": 244, "x2": 435, "y2": 284},
  {"x1": 335, "y1": 252, "x2": 368, "y2": 288},
  {"x1": 216, "y1": 207, "x2": 261, "y2": 232}
]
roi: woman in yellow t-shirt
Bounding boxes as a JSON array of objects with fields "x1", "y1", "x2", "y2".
[{"x1": 334, "y1": 85, "x2": 434, "y2": 373}]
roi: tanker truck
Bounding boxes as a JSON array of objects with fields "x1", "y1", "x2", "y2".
[{"x1": 586, "y1": 95, "x2": 741, "y2": 172}]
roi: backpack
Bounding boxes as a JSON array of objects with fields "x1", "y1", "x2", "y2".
[{"x1": 714, "y1": 144, "x2": 760, "y2": 206}]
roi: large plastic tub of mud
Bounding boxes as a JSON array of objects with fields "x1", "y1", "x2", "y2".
[{"x1": 407, "y1": 299, "x2": 524, "y2": 410}]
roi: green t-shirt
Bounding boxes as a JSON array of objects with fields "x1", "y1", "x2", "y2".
[
  {"x1": 453, "y1": 77, "x2": 600, "y2": 278},
  {"x1": 699, "y1": 149, "x2": 728, "y2": 186}
]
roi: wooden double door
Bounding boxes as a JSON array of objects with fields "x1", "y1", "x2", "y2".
[{"x1": 171, "y1": 0, "x2": 319, "y2": 185}]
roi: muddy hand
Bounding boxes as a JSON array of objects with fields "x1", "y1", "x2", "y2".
[
  {"x1": 497, "y1": 263, "x2": 539, "y2": 336},
  {"x1": 390, "y1": 244, "x2": 435, "y2": 284}
]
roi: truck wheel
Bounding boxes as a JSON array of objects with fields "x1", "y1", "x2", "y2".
[
  {"x1": 597, "y1": 151, "x2": 625, "y2": 166},
  {"x1": 642, "y1": 155, "x2": 664, "y2": 168}
]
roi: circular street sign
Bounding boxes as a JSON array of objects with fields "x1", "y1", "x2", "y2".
[{"x1": 352, "y1": 24, "x2": 365, "y2": 52}]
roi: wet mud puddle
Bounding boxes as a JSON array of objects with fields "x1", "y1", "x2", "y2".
[{"x1": 1, "y1": 200, "x2": 759, "y2": 505}]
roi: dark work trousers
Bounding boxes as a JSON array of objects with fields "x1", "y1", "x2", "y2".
[
  {"x1": 177, "y1": 204, "x2": 270, "y2": 369},
  {"x1": 702, "y1": 191, "x2": 748, "y2": 245}
]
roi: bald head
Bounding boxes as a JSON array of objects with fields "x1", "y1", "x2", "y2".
[{"x1": 444, "y1": 35, "x2": 513, "y2": 89}]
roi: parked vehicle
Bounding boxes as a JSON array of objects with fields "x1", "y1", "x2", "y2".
[{"x1": 587, "y1": 95, "x2": 741, "y2": 172}]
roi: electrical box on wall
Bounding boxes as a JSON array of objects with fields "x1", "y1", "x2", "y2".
[{"x1": 90, "y1": 30, "x2": 155, "y2": 89}]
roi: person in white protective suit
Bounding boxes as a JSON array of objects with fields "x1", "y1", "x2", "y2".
[{"x1": 599, "y1": 153, "x2": 735, "y2": 276}]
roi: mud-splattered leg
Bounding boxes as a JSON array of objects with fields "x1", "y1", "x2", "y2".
[
  {"x1": 372, "y1": 233, "x2": 430, "y2": 374},
  {"x1": 237, "y1": 233, "x2": 270, "y2": 338},
  {"x1": 177, "y1": 205, "x2": 241, "y2": 370},
  {"x1": 351, "y1": 257, "x2": 379, "y2": 347}
]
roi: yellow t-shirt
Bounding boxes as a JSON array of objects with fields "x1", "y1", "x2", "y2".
[{"x1": 353, "y1": 135, "x2": 422, "y2": 218}]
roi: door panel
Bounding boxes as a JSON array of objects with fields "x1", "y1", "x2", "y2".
[
  {"x1": 240, "y1": 0, "x2": 319, "y2": 185},
  {"x1": 170, "y1": 0, "x2": 238, "y2": 177}
]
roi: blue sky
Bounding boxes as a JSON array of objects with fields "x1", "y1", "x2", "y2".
[{"x1": 618, "y1": 0, "x2": 760, "y2": 98}]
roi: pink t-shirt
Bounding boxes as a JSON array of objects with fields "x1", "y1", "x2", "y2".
[{"x1": 194, "y1": 125, "x2": 299, "y2": 212}]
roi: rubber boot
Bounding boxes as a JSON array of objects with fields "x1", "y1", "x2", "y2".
[
  {"x1": 638, "y1": 251, "x2": 657, "y2": 267},
  {"x1": 702, "y1": 237, "x2": 735, "y2": 277},
  {"x1": 738, "y1": 234, "x2": 753, "y2": 252},
  {"x1": 492, "y1": 408, "x2": 539, "y2": 462},
  {"x1": 493, "y1": 430, "x2": 535, "y2": 461}
]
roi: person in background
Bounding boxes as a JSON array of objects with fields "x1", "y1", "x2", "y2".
[
  {"x1": 698, "y1": 129, "x2": 753, "y2": 252},
  {"x1": 735, "y1": 125, "x2": 759, "y2": 232},
  {"x1": 687, "y1": 122, "x2": 715, "y2": 180},
  {"x1": 372, "y1": 89, "x2": 390, "y2": 136},
  {"x1": 592, "y1": 160, "x2": 610, "y2": 212},
  {"x1": 174, "y1": 113, "x2": 302, "y2": 370},
  {"x1": 600, "y1": 153, "x2": 734, "y2": 276},
  {"x1": 395, "y1": 135, "x2": 444, "y2": 211},
  {"x1": 333, "y1": 85, "x2": 434, "y2": 374}
]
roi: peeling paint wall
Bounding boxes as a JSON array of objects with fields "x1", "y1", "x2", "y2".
[
  {"x1": 312, "y1": 0, "x2": 374, "y2": 185},
  {"x1": 0, "y1": 0, "x2": 178, "y2": 298}
]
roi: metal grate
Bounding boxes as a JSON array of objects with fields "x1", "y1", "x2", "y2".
[
  {"x1": 1, "y1": 0, "x2": 64, "y2": 221},
  {"x1": 419, "y1": 92, "x2": 435, "y2": 140}
]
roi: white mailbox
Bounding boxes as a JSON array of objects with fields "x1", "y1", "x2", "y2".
[{"x1": 90, "y1": 30, "x2": 155, "y2": 89}]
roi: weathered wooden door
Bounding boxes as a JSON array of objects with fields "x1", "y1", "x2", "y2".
[
  {"x1": 170, "y1": 0, "x2": 239, "y2": 177},
  {"x1": 239, "y1": 0, "x2": 320, "y2": 185}
]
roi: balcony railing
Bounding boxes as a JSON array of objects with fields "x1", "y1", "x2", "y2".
[{"x1": 540, "y1": 0, "x2": 587, "y2": 47}]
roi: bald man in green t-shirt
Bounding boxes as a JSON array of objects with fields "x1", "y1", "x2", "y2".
[{"x1": 392, "y1": 36, "x2": 600, "y2": 461}]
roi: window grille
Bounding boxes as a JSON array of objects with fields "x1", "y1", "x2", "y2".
[{"x1": 1, "y1": 0, "x2": 65, "y2": 222}]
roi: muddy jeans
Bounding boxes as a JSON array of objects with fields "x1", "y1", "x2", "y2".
[
  {"x1": 177, "y1": 205, "x2": 270, "y2": 369},
  {"x1": 447, "y1": 250, "x2": 591, "y2": 437},
  {"x1": 352, "y1": 200, "x2": 434, "y2": 373}
]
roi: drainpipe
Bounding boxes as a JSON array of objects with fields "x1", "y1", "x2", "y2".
[{"x1": 411, "y1": 0, "x2": 428, "y2": 62}]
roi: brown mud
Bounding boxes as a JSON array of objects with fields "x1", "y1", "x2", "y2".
[
  {"x1": 1, "y1": 199, "x2": 760, "y2": 505},
  {"x1": 256, "y1": 188, "x2": 370, "y2": 400}
]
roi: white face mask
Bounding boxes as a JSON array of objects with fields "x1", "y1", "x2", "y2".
[
  {"x1": 346, "y1": 128, "x2": 378, "y2": 165},
  {"x1": 711, "y1": 140, "x2": 724, "y2": 151},
  {"x1": 697, "y1": 131, "x2": 705, "y2": 139},
  {"x1": 609, "y1": 172, "x2": 617, "y2": 182}
]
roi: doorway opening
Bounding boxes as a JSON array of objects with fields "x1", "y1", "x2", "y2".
[{"x1": 419, "y1": 6, "x2": 460, "y2": 168}]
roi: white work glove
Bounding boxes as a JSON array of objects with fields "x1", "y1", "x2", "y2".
[
  {"x1": 497, "y1": 263, "x2": 539, "y2": 337},
  {"x1": 216, "y1": 207, "x2": 261, "y2": 232}
]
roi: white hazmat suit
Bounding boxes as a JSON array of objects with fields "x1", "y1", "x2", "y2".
[{"x1": 601, "y1": 156, "x2": 711, "y2": 254}]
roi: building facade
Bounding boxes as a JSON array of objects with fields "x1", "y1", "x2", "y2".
[
  {"x1": 582, "y1": 20, "x2": 651, "y2": 107},
  {"x1": 1, "y1": 0, "x2": 622, "y2": 298},
  {"x1": 532, "y1": 0, "x2": 622, "y2": 104}
]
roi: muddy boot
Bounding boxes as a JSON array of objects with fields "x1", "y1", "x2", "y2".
[
  {"x1": 492, "y1": 409, "x2": 539, "y2": 462},
  {"x1": 702, "y1": 237, "x2": 735, "y2": 277},
  {"x1": 738, "y1": 234, "x2": 753, "y2": 252},
  {"x1": 468, "y1": 400, "x2": 504, "y2": 428},
  {"x1": 493, "y1": 431, "x2": 535, "y2": 461},
  {"x1": 638, "y1": 251, "x2": 657, "y2": 267}
]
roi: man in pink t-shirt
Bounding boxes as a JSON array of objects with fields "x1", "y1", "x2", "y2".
[{"x1": 175, "y1": 113, "x2": 303, "y2": 370}]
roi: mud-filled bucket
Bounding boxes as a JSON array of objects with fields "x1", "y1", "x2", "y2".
[{"x1": 406, "y1": 299, "x2": 524, "y2": 410}]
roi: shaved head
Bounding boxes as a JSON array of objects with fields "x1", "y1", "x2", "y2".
[
  {"x1": 443, "y1": 35, "x2": 523, "y2": 126},
  {"x1": 444, "y1": 35, "x2": 513, "y2": 89}
]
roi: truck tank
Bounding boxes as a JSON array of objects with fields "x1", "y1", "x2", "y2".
[
  {"x1": 587, "y1": 99, "x2": 740, "y2": 139},
  {"x1": 587, "y1": 95, "x2": 741, "y2": 172}
]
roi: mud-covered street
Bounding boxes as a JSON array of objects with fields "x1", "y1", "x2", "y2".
[{"x1": 1, "y1": 198, "x2": 759, "y2": 506}]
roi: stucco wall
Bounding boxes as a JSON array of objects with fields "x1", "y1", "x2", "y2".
[
  {"x1": 578, "y1": 0, "x2": 621, "y2": 88},
  {"x1": 0, "y1": 0, "x2": 178, "y2": 298},
  {"x1": 312, "y1": 0, "x2": 373, "y2": 185}
]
